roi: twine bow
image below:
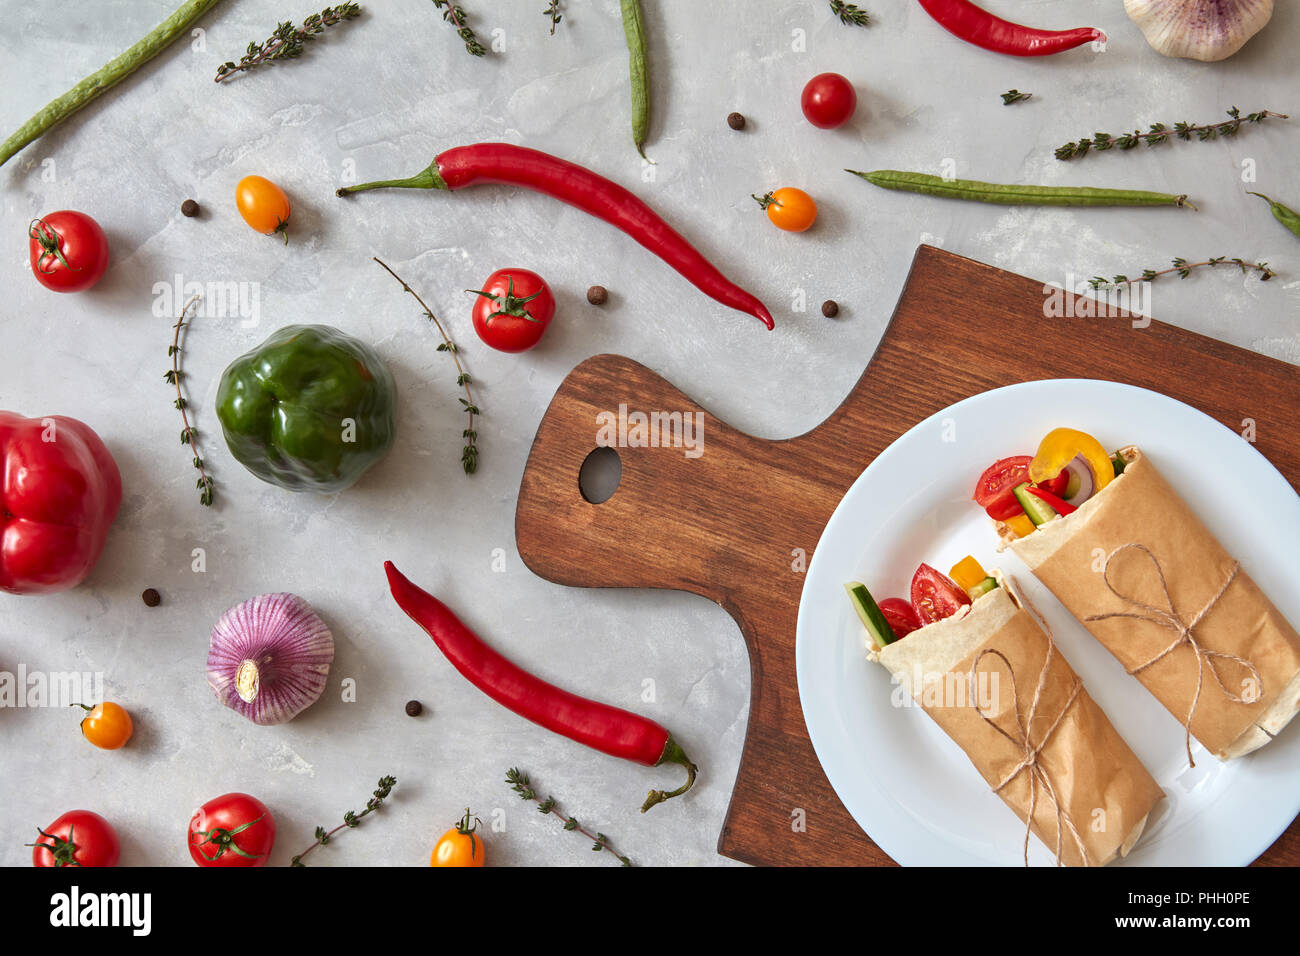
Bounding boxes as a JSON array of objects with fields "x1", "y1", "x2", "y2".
[
  {"x1": 1085, "y1": 543, "x2": 1260, "y2": 768},
  {"x1": 969, "y1": 641, "x2": 1087, "y2": 867}
]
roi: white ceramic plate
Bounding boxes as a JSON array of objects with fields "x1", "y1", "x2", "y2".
[{"x1": 796, "y1": 379, "x2": 1300, "y2": 866}]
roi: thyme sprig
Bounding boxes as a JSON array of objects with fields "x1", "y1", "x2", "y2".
[
  {"x1": 215, "y1": 4, "x2": 364, "y2": 82},
  {"x1": 1001, "y1": 89, "x2": 1032, "y2": 106},
  {"x1": 431, "y1": 0, "x2": 486, "y2": 56},
  {"x1": 1056, "y1": 107, "x2": 1288, "y2": 160},
  {"x1": 291, "y1": 775, "x2": 396, "y2": 866},
  {"x1": 544, "y1": 0, "x2": 562, "y2": 34},
  {"x1": 164, "y1": 295, "x2": 214, "y2": 507},
  {"x1": 1086, "y1": 256, "x2": 1276, "y2": 290},
  {"x1": 373, "y1": 258, "x2": 481, "y2": 474},
  {"x1": 506, "y1": 768, "x2": 631, "y2": 866},
  {"x1": 829, "y1": 1, "x2": 871, "y2": 26}
]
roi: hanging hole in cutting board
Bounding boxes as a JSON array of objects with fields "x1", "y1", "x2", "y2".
[{"x1": 579, "y1": 446, "x2": 622, "y2": 503}]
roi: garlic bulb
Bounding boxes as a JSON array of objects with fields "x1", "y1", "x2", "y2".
[
  {"x1": 208, "y1": 593, "x2": 334, "y2": 725},
  {"x1": 1124, "y1": 0, "x2": 1273, "y2": 61}
]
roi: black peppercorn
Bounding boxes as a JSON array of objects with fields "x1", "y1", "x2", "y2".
[
  {"x1": 405, "y1": 699, "x2": 423, "y2": 717},
  {"x1": 727, "y1": 112, "x2": 746, "y2": 131},
  {"x1": 180, "y1": 199, "x2": 200, "y2": 218},
  {"x1": 142, "y1": 588, "x2": 161, "y2": 607}
]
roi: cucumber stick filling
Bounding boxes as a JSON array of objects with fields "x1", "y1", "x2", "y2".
[
  {"x1": 1013, "y1": 482, "x2": 1058, "y2": 526},
  {"x1": 844, "y1": 582, "x2": 897, "y2": 648}
]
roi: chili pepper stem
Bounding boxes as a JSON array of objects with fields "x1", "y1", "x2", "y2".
[
  {"x1": 336, "y1": 162, "x2": 448, "y2": 196},
  {"x1": 641, "y1": 735, "x2": 698, "y2": 813}
]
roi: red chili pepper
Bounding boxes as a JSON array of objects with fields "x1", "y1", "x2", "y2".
[
  {"x1": 1025, "y1": 484, "x2": 1078, "y2": 515},
  {"x1": 916, "y1": 0, "x2": 1105, "y2": 56},
  {"x1": 384, "y1": 561, "x2": 698, "y2": 812},
  {"x1": 338, "y1": 143, "x2": 774, "y2": 330}
]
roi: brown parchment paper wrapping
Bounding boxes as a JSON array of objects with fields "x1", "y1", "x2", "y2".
[
  {"x1": 1005, "y1": 448, "x2": 1300, "y2": 760},
  {"x1": 873, "y1": 584, "x2": 1164, "y2": 866}
]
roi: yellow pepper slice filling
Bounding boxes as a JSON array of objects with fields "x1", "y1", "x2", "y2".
[
  {"x1": 1004, "y1": 513, "x2": 1036, "y2": 538},
  {"x1": 1029, "y1": 427, "x2": 1114, "y2": 494},
  {"x1": 949, "y1": 555, "x2": 988, "y2": 591}
]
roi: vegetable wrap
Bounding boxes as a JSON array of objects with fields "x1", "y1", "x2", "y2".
[
  {"x1": 871, "y1": 582, "x2": 1164, "y2": 866},
  {"x1": 1003, "y1": 447, "x2": 1300, "y2": 761}
]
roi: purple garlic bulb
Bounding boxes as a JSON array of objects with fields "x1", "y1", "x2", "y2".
[{"x1": 208, "y1": 593, "x2": 334, "y2": 725}]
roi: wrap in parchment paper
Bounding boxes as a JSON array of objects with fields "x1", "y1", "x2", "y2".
[
  {"x1": 871, "y1": 581, "x2": 1164, "y2": 866},
  {"x1": 1004, "y1": 447, "x2": 1300, "y2": 760}
]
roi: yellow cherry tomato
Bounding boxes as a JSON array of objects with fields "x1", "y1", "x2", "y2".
[
  {"x1": 78, "y1": 701, "x2": 133, "y2": 750},
  {"x1": 755, "y1": 187, "x2": 818, "y2": 232},
  {"x1": 235, "y1": 175, "x2": 291, "y2": 243},
  {"x1": 430, "y1": 809, "x2": 485, "y2": 867}
]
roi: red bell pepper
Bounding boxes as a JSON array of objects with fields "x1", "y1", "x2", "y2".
[{"x1": 0, "y1": 412, "x2": 122, "y2": 595}]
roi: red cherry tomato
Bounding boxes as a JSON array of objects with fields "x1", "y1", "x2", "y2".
[
  {"x1": 910, "y1": 563, "x2": 972, "y2": 625},
  {"x1": 974, "y1": 456, "x2": 1031, "y2": 506},
  {"x1": 878, "y1": 597, "x2": 922, "y2": 639},
  {"x1": 974, "y1": 455, "x2": 1068, "y2": 519},
  {"x1": 28, "y1": 211, "x2": 110, "y2": 293},
  {"x1": 188, "y1": 793, "x2": 276, "y2": 867},
  {"x1": 974, "y1": 455, "x2": 1032, "y2": 519},
  {"x1": 469, "y1": 269, "x2": 556, "y2": 353},
  {"x1": 30, "y1": 810, "x2": 120, "y2": 867},
  {"x1": 800, "y1": 73, "x2": 857, "y2": 129}
]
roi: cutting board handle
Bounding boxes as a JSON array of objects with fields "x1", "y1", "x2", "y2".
[{"x1": 515, "y1": 353, "x2": 787, "y2": 603}]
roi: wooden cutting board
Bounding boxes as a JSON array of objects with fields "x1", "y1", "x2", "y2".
[{"x1": 514, "y1": 244, "x2": 1300, "y2": 867}]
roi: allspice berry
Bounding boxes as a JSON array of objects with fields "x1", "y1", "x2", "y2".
[
  {"x1": 180, "y1": 199, "x2": 200, "y2": 218},
  {"x1": 727, "y1": 112, "x2": 746, "y2": 130},
  {"x1": 821, "y1": 299, "x2": 840, "y2": 318},
  {"x1": 142, "y1": 588, "x2": 161, "y2": 607},
  {"x1": 586, "y1": 285, "x2": 609, "y2": 305},
  {"x1": 405, "y1": 700, "x2": 423, "y2": 717}
]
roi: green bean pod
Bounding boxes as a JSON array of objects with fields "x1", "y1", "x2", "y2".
[
  {"x1": 847, "y1": 169, "x2": 1195, "y2": 208},
  {"x1": 1247, "y1": 192, "x2": 1300, "y2": 240},
  {"x1": 0, "y1": 0, "x2": 226, "y2": 169},
  {"x1": 620, "y1": 0, "x2": 651, "y2": 161}
]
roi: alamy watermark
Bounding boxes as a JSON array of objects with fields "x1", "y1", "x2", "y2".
[
  {"x1": 0, "y1": 666, "x2": 103, "y2": 708},
  {"x1": 595, "y1": 404, "x2": 705, "y2": 459},
  {"x1": 891, "y1": 666, "x2": 999, "y2": 713},
  {"x1": 153, "y1": 273, "x2": 260, "y2": 327},
  {"x1": 1042, "y1": 275, "x2": 1152, "y2": 328}
]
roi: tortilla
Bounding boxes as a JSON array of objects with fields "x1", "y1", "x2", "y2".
[
  {"x1": 1003, "y1": 447, "x2": 1300, "y2": 760},
  {"x1": 871, "y1": 580, "x2": 1164, "y2": 866}
]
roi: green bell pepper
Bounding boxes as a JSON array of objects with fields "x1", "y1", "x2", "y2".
[{"x1": 216, "y1": 324, "x2": 397, "y2": 493}]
